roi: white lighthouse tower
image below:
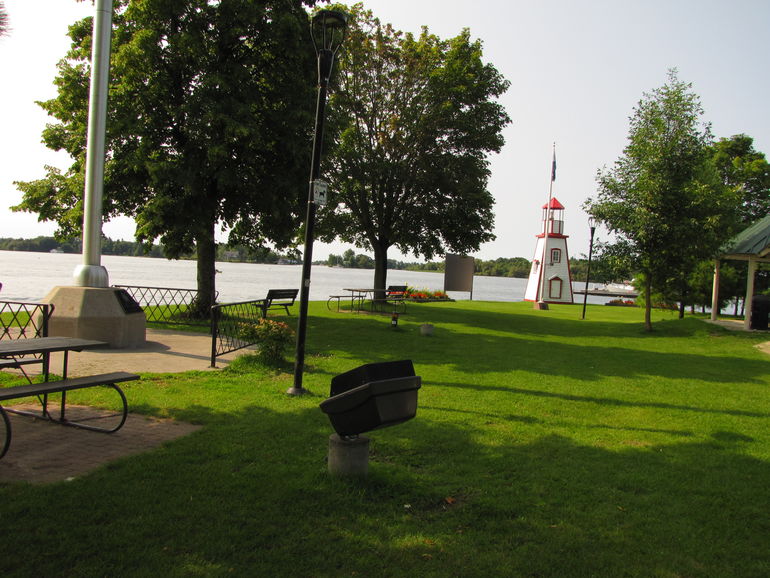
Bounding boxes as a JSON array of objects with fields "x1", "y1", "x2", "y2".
[{"x1": 524, "y1": 197, "x2": 574, "y2": 305}]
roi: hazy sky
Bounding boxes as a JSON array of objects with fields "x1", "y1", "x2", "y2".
[{"x1": 1, "y1": 0, "x2": 769, "y2": 261}]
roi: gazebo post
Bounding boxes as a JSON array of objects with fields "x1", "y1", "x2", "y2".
[
  {"x1": 744, "y1": 257, "x2": 757, "y2": 330},
  {"x1": 710, "y1": 259, "x2": 720, "y2": 321}
]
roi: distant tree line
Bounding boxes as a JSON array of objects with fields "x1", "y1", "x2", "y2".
[
  {"x1": 320, "y1": 249, "x2": 624, "y2": 282},
  {"x1": 0, "y1": 236, "x2": 297, "y2": 264}
]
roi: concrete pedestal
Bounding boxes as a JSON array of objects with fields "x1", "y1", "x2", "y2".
[
  {"x1": 44, "y1": 286, "x2": 146, "y2": 348},
  {"x1": 328, "y1": 434, "x2": 369, "y2": 477},
  {"x1": 533, "y1": 301, "x2": 549, "y2": 310}
]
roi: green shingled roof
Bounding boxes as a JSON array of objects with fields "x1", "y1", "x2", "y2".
[{"x1": 721, "y1": 214, "x2": 770, "y2": 257}]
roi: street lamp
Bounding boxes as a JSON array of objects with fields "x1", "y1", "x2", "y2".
[
  {"x1": 581, "y1": 217, "x2": 597, "y2": 320},
  {"x1": 289, "y1": 9, "x2": 348, "y2": 396}
]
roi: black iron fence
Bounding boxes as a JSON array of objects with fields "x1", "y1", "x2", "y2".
[
  {"x1": 0, "y1": 301, "x2": 54, "y2": 377},
  {"x1": 210, "y1": 299, "x2": 265, "y2": 367},
  {"x1": 0, "y1": 301, "x2": 54, "y2": 341},
  {"x1": 115, "y1": 285, "x2": 218, "y2": 327}
]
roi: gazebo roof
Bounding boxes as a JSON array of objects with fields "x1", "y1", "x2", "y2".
[{"x1": 721, "y1": 214, "x2": 770, "y2": 259}]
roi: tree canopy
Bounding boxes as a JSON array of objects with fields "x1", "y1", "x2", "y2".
[
  {"x1": 708, "y1": 134, "x2": 770, "y2": 226},
  {"x1": 316, "y1": 4, "x2": 510, "y2": 291},
  {"x1": 14, "y1": 0, "x2": 318, "y2": 313},
  {"x1": 585, "y1": 70, "x2": 735, "y2": 330}
]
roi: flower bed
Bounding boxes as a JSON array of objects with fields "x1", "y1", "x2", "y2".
[
  {"x1": 404, "y1": 287, "x2": 453, "y2": 302},
  {"x1": 605, "y1": 299, "x2": 637, "y2": 307}
]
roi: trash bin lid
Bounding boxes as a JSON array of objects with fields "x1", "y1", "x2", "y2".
[{"x1": 320, "y1": 376, "x2": 421, "y2": 415}]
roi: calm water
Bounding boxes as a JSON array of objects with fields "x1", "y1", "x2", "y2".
[{"x1": 0, "y1": 250, "x2": 609, "y2": 304}]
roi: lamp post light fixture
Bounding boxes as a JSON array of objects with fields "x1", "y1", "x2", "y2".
[
  {"x1": 289, "y1": 9, "x2": 348, "y2": 396},
  {"x1": 581, "y1": 217, "x2": 597, "y2": 320}
]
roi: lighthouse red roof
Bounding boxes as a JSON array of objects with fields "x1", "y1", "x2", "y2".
[{"x1": 541, "y1": 197, "x2": 564, "y2": 210}]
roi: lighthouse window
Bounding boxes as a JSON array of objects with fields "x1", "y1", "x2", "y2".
[{"x1": 551, "y1": 248, "x2": 561, "y2": 263}]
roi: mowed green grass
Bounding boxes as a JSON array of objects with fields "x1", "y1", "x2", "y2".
[{"x1": 0, "y1": 301, "x2": 768, "y2": 577}]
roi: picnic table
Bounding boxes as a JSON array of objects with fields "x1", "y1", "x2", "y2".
[
  {"x1": 328, "y1": 287, "x2": 407, "y2": 314},
  {"x1": 0, "y1": 336, "x2": 107, "y2": 380},
  {"x1": 0, "y1": 337, "x2": 139, "y2": 459}
]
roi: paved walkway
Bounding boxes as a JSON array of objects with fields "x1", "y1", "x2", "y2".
[
  {"x1": 0, "y1": 328, "x2": 251, "y2": 485},
  {"x1": 47, "y1": 328, "x2": 255, "y2": 377}
]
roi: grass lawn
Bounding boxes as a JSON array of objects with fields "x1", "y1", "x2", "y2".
[{"x1": 1, "y1": 301, "x2": 768, "y2": 577}]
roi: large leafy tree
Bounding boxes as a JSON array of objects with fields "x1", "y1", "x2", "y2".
[
  {"x1": 316, "y1": 4, "x2": 510, "y2": 291},
  {"x1": 709, "y1": 134, "x2": 770, "y2": 225},
  {"x1": 585, "y1": 70, "x2": 734, "y2": 330},
  {"x1": 14, "y1": 0, "x2": 317, "y2": 313}
]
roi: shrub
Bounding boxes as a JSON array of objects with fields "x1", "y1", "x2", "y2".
[{"x1": 239, "y1": 319, "x2": 295, "y2": 365}]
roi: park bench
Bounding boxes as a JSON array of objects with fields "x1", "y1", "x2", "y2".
[
  {"x1": 259, "y1": 289, "x2": 299, "y2": 318},
  {"x1": 373, "y1": 285, "x2": 408, "y2": 313},
  {"x1": 0, "y1": 371, "x2": 139, "y2": 459}
]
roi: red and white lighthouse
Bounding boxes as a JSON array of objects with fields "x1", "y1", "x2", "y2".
[{"x1": 524, "y1": 197, "x2": 574, "y2": 304}]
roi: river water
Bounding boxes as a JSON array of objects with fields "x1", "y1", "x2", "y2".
[{"x1": 0, "y1": 250, "x2": 610, "y2": 304}]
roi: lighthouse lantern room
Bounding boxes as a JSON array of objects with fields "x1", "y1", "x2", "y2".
[{"x1": 524, "y1": 197, "x2": 574, "y2": 304}]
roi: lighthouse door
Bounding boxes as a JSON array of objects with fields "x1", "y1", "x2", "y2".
[{"x1": 549, "y1": 277, "x2": 563, "y2": 299}]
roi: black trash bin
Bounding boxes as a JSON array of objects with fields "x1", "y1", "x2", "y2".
[
  {"x1": 750, "y1": 294, "x2": 770, "y2": 330},
  {"x1": 320, "y1": 360, "x2": 421, "y2": 437}
]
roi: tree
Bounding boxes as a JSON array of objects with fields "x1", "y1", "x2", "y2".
[
  {"x1": 13, "y1": 0, "x2": 317, "y2": 314},
  {"x1": 316, "y1": 4, "x2": 510, "y2": 292},
  {"x1": 585, "y1": 70, "x2": 734, "y2": 330},
  {"x1": 0, "y1": 2, "x2": 9, "y2": 38},
  {"x1": 709, "y1": 134, "x2": 770, "y2": 225}
]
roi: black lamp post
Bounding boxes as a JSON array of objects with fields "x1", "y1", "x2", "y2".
[
  {"x1": 581, "y1": 217, "x2": 597, "y2": 320},
  {"x1": 288, "y1": 10, "x2": 348, "y2": 396}
]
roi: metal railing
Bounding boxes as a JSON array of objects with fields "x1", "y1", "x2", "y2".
[
  {"x1": 115, "y1": 285, "x2": 218, "y2": 327},
  {"x1": 0, "y1": 301, "x2": 54, "y2": 341},
  {"x1": 209, "y1": 299, "x2": 265, "y2": 367}
]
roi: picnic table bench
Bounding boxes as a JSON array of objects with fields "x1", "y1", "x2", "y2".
[
  {"x1": 259, "y1": 289, "x2": 299, "y2": 318},
  {"x1": 0, "y1": 371, "x2": 140, "y2": 459}
]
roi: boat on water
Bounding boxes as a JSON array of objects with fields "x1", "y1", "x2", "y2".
[{"x1": 574, "y1": 282, "x2": 638, "y2": 298}]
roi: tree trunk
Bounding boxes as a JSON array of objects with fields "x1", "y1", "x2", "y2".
[
  {"x1": 372, "y1": 242, "x2": 389, "y2": 298},
  {"x1": 194, "y1": 220, "x2": 217, "y2": 318},
  {"x1": 644, "y1": 277, "x2": 653, "y2": 332}
]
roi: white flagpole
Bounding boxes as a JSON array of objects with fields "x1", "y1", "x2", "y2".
[{"x1": 537, "y1": 143, "x2": 556, "y2": 303}]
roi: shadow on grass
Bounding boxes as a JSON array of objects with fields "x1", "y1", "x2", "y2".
[
  {"x1": 0, "y1": 401, "x2": 767, "y2": 576},
  {"x1": 305, "y1": 313, "x2": 770, "y2": 385},
  {"x1": 436, "y1": 381, "x2": 770, "y2": 419}
]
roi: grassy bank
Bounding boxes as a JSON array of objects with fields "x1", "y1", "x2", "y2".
[{"x1": 1, "y1": 301, "x2": 769, "y2": 576}]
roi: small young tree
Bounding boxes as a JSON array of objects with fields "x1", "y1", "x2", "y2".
[{"x1": 585, "y1": 70, "x2": 734, "y2": 330}]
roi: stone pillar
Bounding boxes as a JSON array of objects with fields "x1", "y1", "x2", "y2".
[
  {"x1": 328, "y1": 434, "x2": 369, "y2": 477},
  {"x1": 44, "y1": 286, "x2": 146, "y2": 348}
]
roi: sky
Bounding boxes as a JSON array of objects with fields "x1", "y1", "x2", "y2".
[{"x1": 1, "y1": 0, "x2": 769, "y2": 262}]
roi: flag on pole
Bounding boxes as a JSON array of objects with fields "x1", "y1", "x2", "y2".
[{"x1": 551, "y1": 149, "x2": 557, "y2": 182}]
